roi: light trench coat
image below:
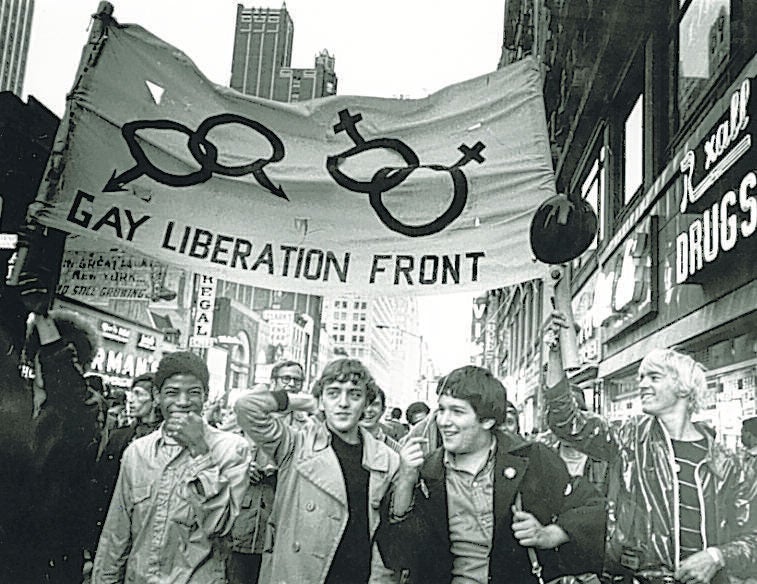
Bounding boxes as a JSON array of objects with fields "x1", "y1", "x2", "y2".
[{"x1": 235, "y1": 391, "x2": 400, "y2": 584}]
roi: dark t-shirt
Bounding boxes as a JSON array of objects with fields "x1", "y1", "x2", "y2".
[
  {"x1": 325, "y1": 431, "x2": 371, "y2": 584},
  {"x1": 671, "y1": 438, "x2": 711, "y2": 559}
]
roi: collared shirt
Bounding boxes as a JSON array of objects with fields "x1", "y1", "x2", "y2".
[
  {"x1": 445, "y1": 436, "x2": 497, "y2": 584},
  {"x1": 92, "y1": 423, "x2": 250, "y2": 584}
]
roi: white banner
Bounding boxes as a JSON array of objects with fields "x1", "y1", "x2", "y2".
[{"x1": 31, "y1": 20, "x2": 554, "y2": 295}]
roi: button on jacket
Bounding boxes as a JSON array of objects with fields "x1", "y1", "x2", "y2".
[
  {"x1": 92, "y1": 423, "x2": 251, "y2": 584},
  {"x1": 234, "y1": 391, "x2": 400, "y2": 584}
]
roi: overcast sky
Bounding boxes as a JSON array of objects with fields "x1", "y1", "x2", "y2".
[{"x1": 23, "y1": 0, "x2": 506, "y2": 371}]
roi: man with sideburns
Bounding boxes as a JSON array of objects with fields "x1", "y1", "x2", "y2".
[{"x1": 234, "y1": 358, "x2": 400, "y2": 584}]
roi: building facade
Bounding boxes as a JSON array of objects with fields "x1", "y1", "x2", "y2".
[
  {"x1": 0, "y1": 0, "x2": 33, "y2": 94},
  {"x1": 322, "y1": 293, "x2": 424, "y2": 410},
  {"x1": 230, "y1": 4, "x2": 337, "y2": 101},
  {"x1": 490, "y1": 0, "x2": 756, "y2": 446}
]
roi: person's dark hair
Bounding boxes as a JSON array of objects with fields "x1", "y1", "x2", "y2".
[
  {"x1": 271, "y1": 360, "x2": 304, "y2": 380},
  {"x1": 435, "y1": 374, "x2": 448, "y2": 395},
  {"x1": 131, "y1": 372, "x2": 154, "y2": 389},
  {"x1": 390, "y1": 407, "x2": 402, "y2": 420},
  {"x1": 406, "y1": 401, "x2": 430, "y2": 422},
  {"x1": 108, "y1": 388, "x2": 127, "y2": 407},
  {"x1": 154, "y1": 351, "x2": 209, "y2": 392},
  {"x1": 367, "y1": 380, "x2": 386, "y2": 410},
  {"x1": 504, "y1": 400, "x2": 520, "y2": 434},
  {"x1": 25, "y1": 310, "x2": 97, "y2": 367},
  {"x1": 438, "y1": 365, "x2": 506, "y2": 426},
  {"x1": 743, "y1": 416, "x2": 757, "y2": 436},
  {"x1": 311, "y1": 358, "x2": 376, "y2": 402}
]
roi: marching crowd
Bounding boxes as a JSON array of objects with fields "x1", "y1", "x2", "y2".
[{"x1": 1, "y1": 295, "x2": 757, "y2": 584}]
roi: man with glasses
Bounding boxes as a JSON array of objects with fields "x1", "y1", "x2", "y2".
[
  {"x1": 271, "y1": 360, "x2": 306, "y2": 392},
  {"x1": 227, "y1": 360, "x2": 309, "y2": 583}
]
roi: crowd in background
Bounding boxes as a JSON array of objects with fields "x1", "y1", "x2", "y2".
[{"x1": 1, "y1": 277, "x2": 757, "y2": 584}]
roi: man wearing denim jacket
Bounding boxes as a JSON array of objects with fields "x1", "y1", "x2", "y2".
[{"x1": 92, "y1": 351, "x2": 251, "y2": 584}]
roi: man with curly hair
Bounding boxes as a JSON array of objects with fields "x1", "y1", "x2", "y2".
[{"x1": 234, "y1": 358, "x2": 400, "y2": 584}]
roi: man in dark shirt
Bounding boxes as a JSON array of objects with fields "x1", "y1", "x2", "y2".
[
  {"x1": 235, "y1": 358, "x2": 400, "y2": 584},
  {"x1": 91, "y1": 373, "x2": 162, "y2": 548}
]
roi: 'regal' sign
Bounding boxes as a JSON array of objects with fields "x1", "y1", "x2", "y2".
[{"x1": 676, "y1": 77, "x2": 756, "y2": 284}]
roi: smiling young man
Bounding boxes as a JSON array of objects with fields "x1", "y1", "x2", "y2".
[
  {"x1": 543, "y1": 313, "x2": 757, "y2": 584},
  {"x1": 360, "y1": 381, "x2": 401, "y2": 452},
  {"x1": 92, "y1": 351, "x2": 251, "y2": 584},
  {"x1": 377, "y1": 365, "x2": 606, "y2": 584},
  {"x1": 234, "y1": 358, "x2": 400, "y2": 584}
]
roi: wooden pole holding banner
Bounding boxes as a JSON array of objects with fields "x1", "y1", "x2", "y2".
[
  {"x1": 39, "y1": 1, "x2": 114, "y2": 206},
  {"x1": 549, "y1": 265, "x2": 580, "y2": 372},
  {"x1": 9, "y1": 2, "x2": 115, "y2": 308}
]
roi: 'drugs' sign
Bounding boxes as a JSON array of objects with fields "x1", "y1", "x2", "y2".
[
  {"x1": 676, "y1": 77, "x2": 756, "y2": 284},
  {"x1": 30, "y1": 16, "x2": 556, "y2": 296}
]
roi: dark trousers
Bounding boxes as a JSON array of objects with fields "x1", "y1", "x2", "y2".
[{"x1": 227, "y1": 551, "x2": 262, "y2": 584}]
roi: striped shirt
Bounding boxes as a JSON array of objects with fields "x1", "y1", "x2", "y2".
[{"x1": 671, "y1": 438, "x2": 709, "y2": 560}]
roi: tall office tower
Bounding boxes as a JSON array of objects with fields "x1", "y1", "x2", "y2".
[
  {"x1": 230, "y1": 4, "x2": 337, "y2": 101},
  {"x1": 0, "y1": 0, "x2": 34, "y2": 94},
  {"x1": 230, "y1": 4, "x2": 294, "y2": 99}
]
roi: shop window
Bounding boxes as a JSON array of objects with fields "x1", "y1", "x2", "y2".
[
  {"x1": 677, "y1": 0, "x2": 730, "y2": 123},
  {"x1": 623, "y1": 94, "x2": 644, "y2": 204},
  {"x1": 573, "y1": 137, "x2": 607, "y2": 269}
]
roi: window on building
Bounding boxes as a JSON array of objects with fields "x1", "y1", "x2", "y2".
[
  {"x1": 339, "y1": 334, "x2": 345, "y2": 341},
  {"x1": 359, "y1": 335, "x2": 364, "y2": 343},
  {"x1": 359, "y1": 324, "x2": 365, "y2": 332},
  {"x1": 573, "y1": 137, "x2": 607, "y2": 269},
  {"x1": 360, "y1": 314, "x2": 366, "y2": 321},
  {"x1": 623, "y1": 94, "x2": 644, "y2": 204},
  {"x1": 677, "y1": 0, "x2": 730, "y2": 123},
  {"x1": 340, "y1": 323, "x2": 346, "y2": 331},
  {"x1": 361, "y1": 302, "x2": 367, "y2": 309},
  {"x1": 354, "y1": 301, "x2": 360, "y2": 309},
  {"x1": 352, "y1": 335, "x2": 357, "y2": 342},
  {"x1": 334, "y1": 300, "x2": 339, "y2": 307}
]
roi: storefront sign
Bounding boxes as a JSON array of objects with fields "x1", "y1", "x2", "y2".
[
  {"x1": 137, "y1": 332, "x2": 157, "y2": 351},
  {"x1": 189, "y1": 274, "x2": 216, "y2": 348},
  {"x1": 596, "y1": 216, "x2": 658, "y2": 340},
  {"x1": 100, "y1": 320, "x2": 131, "y2": 343},
  {"x1": 676, "y1": 77, "x2": 756, "y2": 284},
  {"x1": 90, "y1": 347, "x2": 157, "y2": 383},
  {"x1": 571, "y1": 271, "x2": 600, "y2": 364}
]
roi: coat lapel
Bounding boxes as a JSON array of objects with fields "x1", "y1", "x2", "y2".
[
  {"x1": 294, "y1": 425, "x2": 347, "y2": 505},
  {"x1": 493, "y1": 433, "x2": 530, "y2": 532}
]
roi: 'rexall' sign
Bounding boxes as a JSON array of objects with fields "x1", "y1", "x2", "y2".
[{"x1": 675, "y1": 77, "x2": 756, "y2": 284}]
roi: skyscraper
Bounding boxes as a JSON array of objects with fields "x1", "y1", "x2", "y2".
[
  {"x1": 0, "y1": 0, "x2": 34, "y2": 95},
  {"x1": 230, "y1": 3, "x2": 337, "y2": 101},
  {"x1": 230, "y1": 4, "x2": 294, "y2": 98}
]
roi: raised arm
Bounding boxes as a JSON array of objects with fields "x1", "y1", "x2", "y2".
[
  {"x1": 234, "y1": 387, "x2": 316, "y2": 467},
  {"x1": 543, "y1": 312, "x2": 620, "y2": 462}
]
